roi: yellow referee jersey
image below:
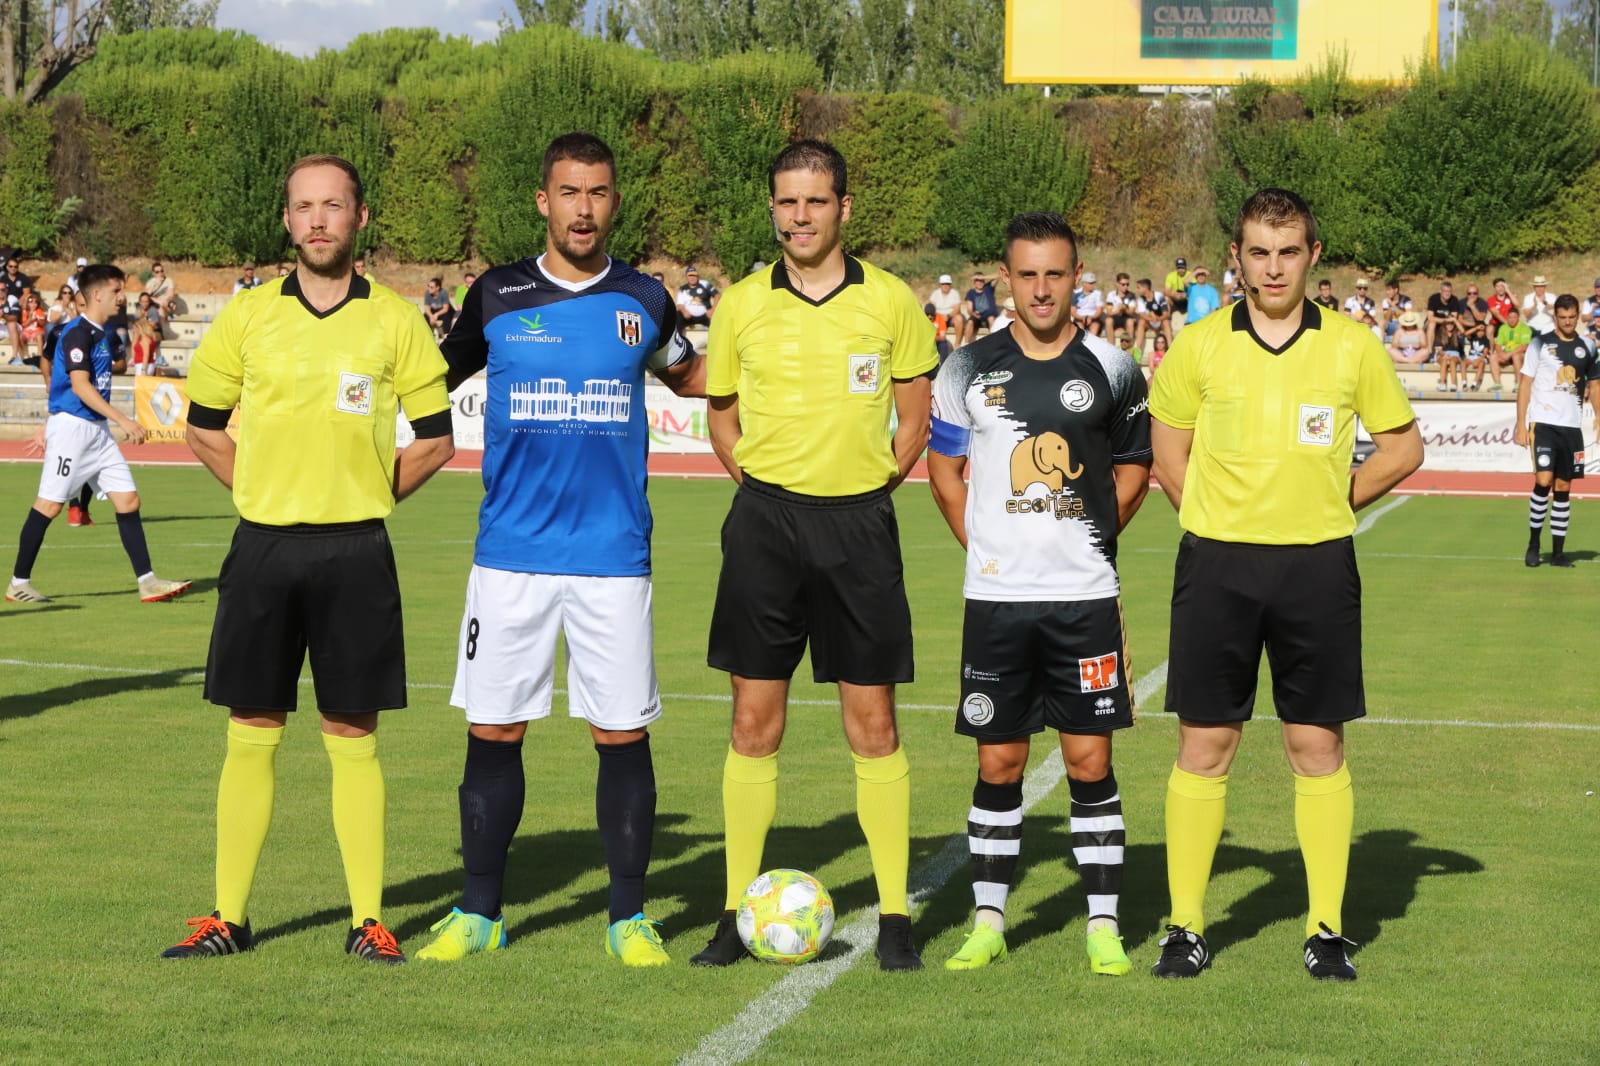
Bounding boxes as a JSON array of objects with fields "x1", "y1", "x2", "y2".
[
  {"x1": 186, "y1": 274, "x2": 451, "y2": 525},
  {"x1": 707, "y1": 256, "x2": 937, "y2": 496},
  {"x1": 1150, "y1": 300, "x2": 1415, "y2": 544}
]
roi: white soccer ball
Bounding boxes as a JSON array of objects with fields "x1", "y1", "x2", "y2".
[{"x1": 736, "y1": 868, "x2": 835, "y2": 964}]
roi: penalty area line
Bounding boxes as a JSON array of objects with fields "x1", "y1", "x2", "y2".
[{"x1": 676, "y1": 665, "x2": 1169, "y2": 1066}]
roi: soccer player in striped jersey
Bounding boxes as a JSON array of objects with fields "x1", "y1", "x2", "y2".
[
  {"x1": 1515, "y1": 294, "x2": 1599, "y2": 568},
  {"x1": 928, "y1": 212, "x2": 1152, "y2": 974}
]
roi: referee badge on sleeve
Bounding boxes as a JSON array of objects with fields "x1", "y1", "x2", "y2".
[
  {"x1": 849, "y1": 354, "x2": 880, "y2": 394},
  {"x1": 337, "y1": 372, "x2": 374, "y2": 416}
]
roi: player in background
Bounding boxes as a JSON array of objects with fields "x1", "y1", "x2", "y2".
[
  {"x1": 927, "y1": 212, "x2": 1151, "y2": 975},
  {"x1": 7, "y1": 264, "x2": 189, "y2": 605},
  {"x1": 691, "y1": 140, "x2": 937, "y2": 972},
  {"x1": 23, "y1": 289, "x2": 99, "y2": 528},
  {"x1": 1149, "y1": 188, "x2": 1423, "y2": 980},
  {"x1": 415, "y1": 132, "x2": 703, "y2": 968},
  {"x1": 1515, "y1": 294, "x2": 1600, "y2": 568},
  {"x1": 163, "y1": 155, "x2": 455, "y2": 964}
]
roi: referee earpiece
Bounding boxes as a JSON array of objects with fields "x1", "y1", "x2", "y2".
[
  {"x1": 771, "y1": 207, "x2": 791, "y2": 244},
  {"x1": 1236, "y1": 254, "x2": 1259, "y2": 296}
]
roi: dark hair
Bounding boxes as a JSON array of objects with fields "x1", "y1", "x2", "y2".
[
  {"x1": 542, "y1": 131, "x2": 615, "y2": 187},
  {"x1": 1318, "y1": 278, "x2": 1332, "y2": 288},
  {"x1": 1493, "y1": 276, "x2": 1506, "y2": 285},
  {"x1": 1001, "y1": 211, "x2": 1079, "y2": 267},
  {"x1": 1137, "y1": 277, "x2": 1152, "y2": 288},
  {"x1": 284, "y1": 154, "x2": 365, "y2": 208},
  {"x1": 769, "y1": 139, "x2": 847, "y2": 199},
  {"x1": 1554, "y1": 293, "x2": 1580, "y2": 313},
  {"x1": 1233, "y1": 187, "x2": 1318, "y2": 250},
  {"x1": 77, "y1": 263, "x2": 125, "y2": 296}
]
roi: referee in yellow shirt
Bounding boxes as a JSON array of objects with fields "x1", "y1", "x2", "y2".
[
  {"x1": 161, "y1": 155, "x2": 456, "y2": 964},
  {"x1": 690, "y1": 140, "x2": 937, "y2": 971},
  {"x1": 1148, "y1": 188, "x2": 1422, "y2": 981}
]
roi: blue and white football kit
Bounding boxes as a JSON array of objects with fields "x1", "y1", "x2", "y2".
[
  {"x1": 442, "y1": 255, "x2": 692, "y2": 727},
  {"x1": 38, "y1": 317, "x2": 138, "y2": 502}
]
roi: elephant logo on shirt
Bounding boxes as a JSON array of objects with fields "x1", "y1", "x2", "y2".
[{"x1": 1011, "y1": 432, "x2": 1084, "y2": 495}]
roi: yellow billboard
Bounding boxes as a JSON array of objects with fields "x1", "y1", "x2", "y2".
[
  {"x1": 1006, "y1": 0, "x2": 1438, "y2": 85},
  {"x1": 134, "y1": 376, "x2": 238, "y2": 444}
]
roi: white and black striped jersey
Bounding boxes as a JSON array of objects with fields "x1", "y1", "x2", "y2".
[
  {"x1": 1522, "y1": 331, "x2": 1599, "y2": 429},
  {"x1": 930, "y1": 326, "x2": 1151, "y2": 602}
]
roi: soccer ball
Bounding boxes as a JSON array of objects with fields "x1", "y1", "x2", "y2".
[{"x1": 736, "y1": 868, "x2": 835, "y2": 964}]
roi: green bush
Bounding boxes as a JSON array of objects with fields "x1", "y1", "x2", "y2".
[
  {"x1": 833, "y1": 93, "x2": 953, "y2": 253},
  {"x1": 0, "y1": 102, "x2": 70, "y2": 255},
  {"x1": 379, "y1": 91, "x2": 472, "y2": 263},
  {"x1": 932, "y1": 96, "x2": 1088, "y2": 262}
]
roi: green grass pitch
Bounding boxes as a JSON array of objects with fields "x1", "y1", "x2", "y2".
[{"x1": 1, "y1": 463, "x2": 1596, "y2": 1064}]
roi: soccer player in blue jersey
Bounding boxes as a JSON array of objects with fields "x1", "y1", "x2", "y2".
[
  {"x1": 416, "y1": 132, "x2": 704, "y2": 967},
  {"x1": 7, "y1": 263, "x2": 190, "y2": 605}
]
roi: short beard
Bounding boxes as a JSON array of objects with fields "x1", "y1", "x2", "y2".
[
  {"x1": 295, "y1": 234, "x2": 356, "y2": 280},
  {"x1": 550, "y1": 228, "x2": 607, "y2": 273}
]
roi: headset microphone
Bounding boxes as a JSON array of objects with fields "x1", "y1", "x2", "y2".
[{"x1": 770, "y1": 208, "x2": 791, "y2": 243}]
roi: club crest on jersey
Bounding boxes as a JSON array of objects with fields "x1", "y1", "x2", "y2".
[
  {"x1": 962, "y1": 693, "x2": 995, "y2": 727},
  {"x1": 1060, "y1": 380, "x2": 1094, "y2": 412},
  {"x1": 1079, "y1": 652, "x2": 1119, "y2": 693},
  {"x1": 336, "y1": 372, "x2": 373, "y2": 416},
  {"x1": 616, "y1": 310, "x2": 643, "y2": 347},
  {"x1": 849, "y1": 354, "x2": 880, "y2": 394},
  {"x1": 1298, "y1": 404, "x2": 1333, "y2": 446}
]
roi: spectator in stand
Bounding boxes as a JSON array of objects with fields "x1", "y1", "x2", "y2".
[
  {"x1": 353, "y1": 255, "x2": 374, "y2": 283},
  {"x1": 963, "y1": 272, "x2": 997, "y2": 344},
  {"x1": 1486, "y1": 277, "x2": 1515, "y2": 333},
  {"x1": 1426, "y1": 280, "x2": 1461, "y2": 356},
  {"x1": 1147, "y1": 329, "x2": 1170, "y2": 371},
  {"x1": 1072, "y1": 271, "x2": 1104, "y2": 335},
  {"x1": 1343, "y1": 278, "x2": 1378, "y2": 336},
  {"x1": 276, "y1": 264, "x2": 290, "y2": 277},
  {"x1": 106, "y1": 286, "x2": 131, "y2": 356},
  {"x1": 1387, "y1": 310, "x2": 1430, "y2": 366},
  {"x1": 1312, "y1": 278, "x2": 1338, "y2": 312},
  {"x1": 1522, "y1": 275, "x2": 1556, "y2": 334},
  {"x1": 422, "y1": 275, "x2": 455, "y2": 340},
  {"x1": 1221, "y1": 263, "x2": 1246, "y2": 306},
  {"x1": 1489, "y1": 307, "x2": 1532, "y2": 389},
  {"x1": 145, "y1": 261, "x2": 179, "y2": 317},
  {"x1": 925, "y1": 302, "x2": 953, "y2": 363},
  {"x1": 131, "y1": 291, "x2": 163, "y2": 376},
  {"x1": 1580, "y1": 279, "x2": 1600, "y2": 343},
  {"x1": 990, "y1": 296, "x2": 1015, "y2": 333},
  {"x1": 232, "y1": 263, "x2": 262, "y2": 295},
  {"x1": 1184, "y1": 266, "x2": 1221, "y2": 324},
  {"x1": 1, "y1": 255, "x2": 32, "y2": 350},
  {"x1": 1136, "y1": 277, "x2": 1171, "y2": 348},
  {"x1": 48, "y1": 285, "x2": 75, "y2": 327},
  {"x1": 1114, "y1": 329, "x2": 1140, "y2": 364},
  {"x1": 1163, "y1": 256, "x2": 1191, "y2": 320},
  {"x1": 453, "y1": 271, "x2": 476, "y2": 309},
  {"x1": 1456, "y1": 284, "x2": 1490, "y2": 391},
  {"x1": 1380, "y1": 281, "x2": 1412, "y2": 343},
  {"x1": 67, "y1": 257, "x2": 88, "y2": 292},
  {"x1": 17, "y1": 288, "x2": 47, "y2": 363},
  {"x1": 677, "y1": 266, "x2": 719, "y2": 328},
  {"x1": 1102, "y1": 273, "x2": 1138, "y2": 342},
  {"x1": 928, "y1": 274, "x2": 965, "y2": 342}
]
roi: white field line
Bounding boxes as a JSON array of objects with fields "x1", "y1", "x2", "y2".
[
  {"x1": 676, "y1": 664, "x2": 1170, "y2": 1066},
  {"x1": 1354, "y1": 494, "x2": 1409, "y2": 534}
]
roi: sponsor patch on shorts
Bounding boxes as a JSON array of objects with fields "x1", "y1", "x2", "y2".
[
  {"x1": 1079, "y1": 652, "x2": 1119, "y2": 693},
  {"x1": 849, "y1": 354, "x2": 880, "y2": 394},
  {"x1": 337, "y1": 372, "x2": 373, "y2": 415},
  {"x1": 962, "y1": 692, "x2": 995, "y2": 727}
]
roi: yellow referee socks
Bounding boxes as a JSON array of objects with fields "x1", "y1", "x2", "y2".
[
  {"x1": 853, "y1": 747, "x2": 911, "y2": 917},
  {"x1": 1295, "y1": 762, "x2": 1354, "y2": 938},
  {"x1": 215, "y1": 720, "x2": 283, "y2": 926},
  {"x1": 722, "y1": 747, "x2": 778, "y2": 910},
  {"x1": 1165, "y1": 764, "x2": 1228, "y2": 935},
  {"x1": 324, "y1": 731, "x2": 385, "y2": 928}
]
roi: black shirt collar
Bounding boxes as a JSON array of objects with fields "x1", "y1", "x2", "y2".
[
  {"x1": 771, "y1": 255, "x2": 865, "y2": 307},
  {"x1": 282, "y1": 269, "x2": 370, "y2": 319},
  {"x1": 1231, "y1": 297, "x2": 1321, "y2": 356}
]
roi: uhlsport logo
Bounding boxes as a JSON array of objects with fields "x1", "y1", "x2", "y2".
[
  {"x1": 962, "y1": 692, "x2": 995, "y2": 727},
  {"x1": 616, "y1": 310, "x2": 643, "y2": 347},
  {"x1": 336, "y1": 372, "x2": 373, "y2": 416}
]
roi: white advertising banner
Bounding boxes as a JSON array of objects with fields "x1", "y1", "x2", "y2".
[
  {"x1": 1412, "y1": 401, "x2": 1598, "y2": 474},
  {"x1": 397, "y1": 379, "x2": 711, "y2": 454}
]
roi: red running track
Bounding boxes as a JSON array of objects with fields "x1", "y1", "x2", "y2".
[{"x1": 0, "y1": 441, "x2": 1595, "y2": 498}]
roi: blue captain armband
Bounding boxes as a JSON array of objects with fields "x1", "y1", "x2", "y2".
[{"x1": 929, "y1": 416, "x2": 970, "y2": 458}]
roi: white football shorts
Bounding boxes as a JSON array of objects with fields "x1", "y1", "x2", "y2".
[
  {"x1": 450, "y1": 565, "x2": 663, "y2": 730},
  {"x1": 36, "y1": 412, "x2": 136, "y2": 503}
]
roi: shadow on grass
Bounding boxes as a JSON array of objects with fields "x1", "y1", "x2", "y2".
[
  {"x1": 0, "y1": 666, "x2": 201, "y2": 723},
  {"x1": 920, "y1": 826, "x2": 1482, "y2": 963}
]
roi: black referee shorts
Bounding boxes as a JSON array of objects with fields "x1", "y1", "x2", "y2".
[
  {"x1": 707, "y1": 475, "x2": 914, "y2": 685},
  {"x1": 1165, "y1": 533, "x2": 1365, "y2": 725},
  {"x1": 1530, "y1": 423, "x2": 1586, "y2": 481},
  {"x1": 205, "y1": 519, "x2": 407, "y2": 714}
]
